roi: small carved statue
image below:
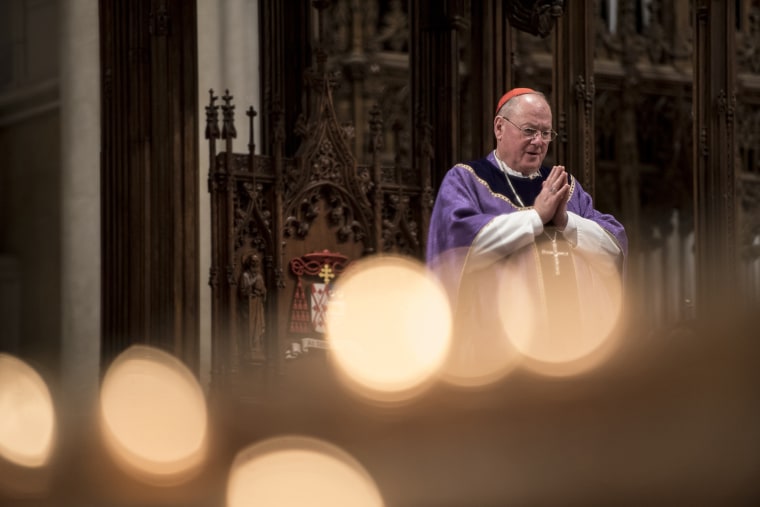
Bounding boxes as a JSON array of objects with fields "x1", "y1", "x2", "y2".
[{"x1": 239, "y1": 253, "x2": 267, "y2": 363}]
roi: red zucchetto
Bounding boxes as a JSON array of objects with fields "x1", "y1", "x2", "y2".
[{"x1": 495, "y1": 87, "x2": 536, "y2": 114}]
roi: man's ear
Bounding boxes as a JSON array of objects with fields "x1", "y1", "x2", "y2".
[{"x1": 494, "y1": 116, "x2": 504, "y2": 139}]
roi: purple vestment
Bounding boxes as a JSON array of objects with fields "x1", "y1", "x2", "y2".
[
  {"x1": 427, "y1": 153, "x2": 627, "y2": 265},
  {"x1": 426, "y1": 154, "x2": 628, "y2": 381}
]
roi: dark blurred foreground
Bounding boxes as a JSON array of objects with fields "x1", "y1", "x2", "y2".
[{"x1": 2, "y1": 305, "x2": 759, "y2": 507}]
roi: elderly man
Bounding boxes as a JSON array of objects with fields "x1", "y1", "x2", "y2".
[{"x1": 427, "y1": 88, "x2": 628, "y2": 383}]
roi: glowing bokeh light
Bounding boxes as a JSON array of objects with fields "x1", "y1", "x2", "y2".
[
  {"x1": 324, "y1": 255, "x2": 452, "y2": 403},
  {"x1": 227, "y1": 435, "x2": 384, "y2": 507},
  {"x1": 496, "y1": 252, "x2": 624, "y2": 377},
  {"x1": 99, "y1": 345, "x2": 208, "y2": 485},
  {"x1": 439, "y1": 326, "x2": 525, "y2": 388},
  {"x1": 425, "y1": 246, "x2": 527, "y2": 388},
  {"x1": 0, "y1": 354, "x2": 56, "y2": 468}
]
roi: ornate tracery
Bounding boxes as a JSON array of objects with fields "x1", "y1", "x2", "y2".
[{"x1": 207, "y1": 0, "x2": 760, "y2": 390}]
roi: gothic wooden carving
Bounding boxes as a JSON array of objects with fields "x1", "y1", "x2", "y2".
[
  {"x1": 693, "y1": 0, "x2": 739, "y2": 309},
  {"x1": 506, "y1": 0, "x2": 565, "y2": 38},
  {"x1": 208, "y1": 0, "x2": 760, "y2": 391},
  {"x1": 207, "y1": 42, "x2": 431, "y2": 389}
]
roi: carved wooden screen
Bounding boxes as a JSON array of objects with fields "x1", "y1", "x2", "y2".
[
  {"x1": 206, "y1": 55, "x2": 432, "y2": 392},
  {"x1": 206, "y1": 0, "x2": 760, "y2": 395}
]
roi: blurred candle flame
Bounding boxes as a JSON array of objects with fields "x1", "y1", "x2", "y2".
[
  {"x1": 227, "y1": 435, "x2": 384, "y2": 507},
  {"x1": 99, "y1": 345, "x2": 208, "y2": 485},
  {"x1": 325, "y1": 255, "x2": 452, "y2": 404},
  {"x1": 0, "y1": 353, "x2": 56, "y2": 468}
]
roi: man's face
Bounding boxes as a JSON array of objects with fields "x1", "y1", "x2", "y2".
[{"x1": 494, "y1": 95, "x2": 553, "y2": 175}]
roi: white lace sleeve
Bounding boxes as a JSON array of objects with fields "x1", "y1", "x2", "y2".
[{"x1": 467, "y1": 210, "x2": 543, "y2": 273}]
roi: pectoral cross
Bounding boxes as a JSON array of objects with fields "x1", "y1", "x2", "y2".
[{"x1": 541, "y1": 235, "x2": 569, "y2": 276}]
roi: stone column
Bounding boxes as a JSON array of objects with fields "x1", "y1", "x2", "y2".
[{"x1": 60, "y1": 0, "x2": 100, "y2": 413}]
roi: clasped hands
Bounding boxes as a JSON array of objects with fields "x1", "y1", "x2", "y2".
[{"x1": 534, "y1": 165, "x2": 569, "y2": 229}]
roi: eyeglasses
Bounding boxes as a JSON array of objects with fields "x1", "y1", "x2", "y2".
[{"x1": 501, "y1": 116, "x2": 557, "y2": 142}]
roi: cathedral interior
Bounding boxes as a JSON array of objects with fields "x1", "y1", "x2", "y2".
[{"x1": 1, "y1": 0, "x2": 760, "y2": 505}]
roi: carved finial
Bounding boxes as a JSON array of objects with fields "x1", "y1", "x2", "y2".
[
  {"x1": 205, "y1": 89, "x2": 220, "y2": 139},
  {"x1": 247, "y1": 106, "x2": 257, "y2": 154},
  {"x1": 221, "y1": 90, "x2": 237, "y2": 140}
]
